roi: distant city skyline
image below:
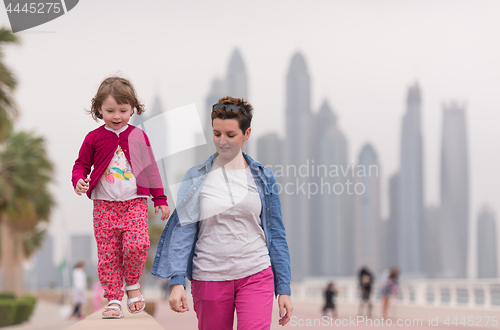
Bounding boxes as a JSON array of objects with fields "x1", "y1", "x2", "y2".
[{"x1": 3, "y1": 0, "x2": 500, "y2": 280}]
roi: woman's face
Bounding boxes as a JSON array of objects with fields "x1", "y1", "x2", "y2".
[{"x1": 212, "y1": 117, "x2": 250, "y2": 160}]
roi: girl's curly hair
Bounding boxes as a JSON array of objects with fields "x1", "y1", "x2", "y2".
[{"x1": 87, "y1": 76, "x2": 145, "y2": 121}]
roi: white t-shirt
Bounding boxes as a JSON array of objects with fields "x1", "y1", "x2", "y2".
[
  {"x1": 192, "y1": 162, "x2": 271, "y2": 281},
  {"x1": 91, "y1": 125, "x2": 148, "y2": 201}
]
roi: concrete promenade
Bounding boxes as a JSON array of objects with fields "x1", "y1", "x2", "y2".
[
  {"x1": 3, "y1": 290, "x2": 498, "y2": 330},
  {"x1": 153, "y1": 295, "x2": 479, "y2": 330}
]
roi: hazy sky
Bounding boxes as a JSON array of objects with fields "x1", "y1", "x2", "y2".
[{"x1": 1, "y1": 0, "x2": 499, "y2": 276}]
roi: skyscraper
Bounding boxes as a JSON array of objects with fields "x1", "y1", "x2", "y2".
[
  {"x1": 423, "y1": 205, "x2": 441, "y2": 278},
  {"x1": 284, "y1": 52, "x2": 313, "y2": 279},
  {"x1": 321, "y1": 125, "x2": 353, "y2": 276},
  {"x1": 203, "y1": 49, "x2": 249, "y2": 158},
  {"x1": 439, "y1": 102, "x2": 469, "y2": 278},
  {"x1": 226, "y1": 48, "x2": 248, "y2": 99},
  {"x1": 354, "y1": 144, "x2": 381, "y2": 274},
  {"x1": 398, "y1": 82, "x2": 424, "y2": 276},
  {"x1": 200, "y1": 77, "x2": 225, "y2": 163},
  {"x1": 257, "y1": 132, "x2": 283, "y2": 171},
  {"x1": 477, "y1": 206, "x2": 498, "y2": 278},
  {"x1": 312, "y1": 101, "x2": 350, "y2": 276},
  {"x1": 383, "y1": 173, "x2": 400, "y2": 271}
]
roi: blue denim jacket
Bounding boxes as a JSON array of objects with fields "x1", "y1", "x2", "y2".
[{"x1": 151, "y1": 152, "x2": 291, "y2": 296}]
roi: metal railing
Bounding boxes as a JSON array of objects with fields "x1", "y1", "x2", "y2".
[{"x1": 291, "y1": 278, "x2": 500, "y2": 308}]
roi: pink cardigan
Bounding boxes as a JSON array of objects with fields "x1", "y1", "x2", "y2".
[{"x1": 72, "y1": 125, "x2": 168, "y2": 207}]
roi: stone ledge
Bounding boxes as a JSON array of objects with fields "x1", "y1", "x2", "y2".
[{"x1": 65, "y1": 304, "x2": 163, "y2": 330}]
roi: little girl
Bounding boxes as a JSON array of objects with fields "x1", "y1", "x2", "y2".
[{"x1": 72, "y1": 76, "x2": 170, "y2": 319}]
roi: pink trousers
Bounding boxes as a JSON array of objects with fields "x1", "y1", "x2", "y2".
[
  {"x1": 191, "y1": 266, "x2": 274, "y2": 330},
  {"x1": 93, "y1": 198, "x2": 149, "y2": 301}
]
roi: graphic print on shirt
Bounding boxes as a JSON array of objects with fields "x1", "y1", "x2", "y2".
[{"x1": 104, "y1": 146, "x2": 133, "y2": 184}]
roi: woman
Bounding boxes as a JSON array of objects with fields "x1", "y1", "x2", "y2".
[
  {"x1": 380, "y1": 267, "x2": 399, "y2": 319},
  {"x1": 152, "y1": 97, "x2": 293, "y2": 329}
]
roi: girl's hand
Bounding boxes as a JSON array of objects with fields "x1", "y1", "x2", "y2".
[
  {"x1": 155, "y1": 205, "x2": 171, "y2": 221},
  {"x1": 75, "y1": 178, "x2": 90, "y2": 196},
  {"x1": 169, "y1": 284, "x2": 189, "y2": 313},
  {"x1": 278, "y1": 294, "x2": 293, "y2": 326}
]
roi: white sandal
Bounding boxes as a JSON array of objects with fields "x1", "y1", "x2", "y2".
[
  {"x1": 102, "y1": 300, "x2": 124, "y2": 319},
  {"x1": 125, "y1": 283, "x2": 146, "y2": 314}
]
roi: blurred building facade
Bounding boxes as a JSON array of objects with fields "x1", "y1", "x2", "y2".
[
  {"x1": 439, "y1": 102, "x2": 469, "y2": 278},
  {"x1": 354, "y1": 144, "x2": 381, "y2": 274},
  {"x1": 398, "y1": 83, "x2": 424, "y2": 276},
  {"x1": 477, "y1": 206, "x2": 498, "y2": 278},
  {"x1": 316, "y1": 102, "x2": 352, "y2": 276}
]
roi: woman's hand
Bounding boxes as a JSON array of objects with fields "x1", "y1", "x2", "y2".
[
  {"x1": 155, "y1": 205, "x2": 171, "y2": 221},
  {"x1": 75, "y1": 178, "x2": 90, "y2": 195},
  {"x1": 278, "y1": 294, "x2": 293, "y2": 326},
  {"x1": 169, "y1": 284, "x2": 189, "y2": 313}
]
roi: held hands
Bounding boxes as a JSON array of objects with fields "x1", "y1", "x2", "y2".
[
  {"x1": 278, "y1": 294, "x2": 293, "y2": 326},
  {"x1": 169, "y1": 284, "x2": 189, "y2": 313},
  {"x1": 155, "y1": 205, "x2": 171, "y2": 221},
  {"x1": 75, "y1": 178, "x2": 90, "y2": 195}
]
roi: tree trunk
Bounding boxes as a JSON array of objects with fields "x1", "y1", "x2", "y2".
[
  {"x1": 13, "y1": 230, "x2": 24, "y2": 295},
  {"x1": 0, "y1": 213, "x2": 16, "y2": 293}
]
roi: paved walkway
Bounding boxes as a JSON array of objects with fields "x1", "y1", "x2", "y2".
[
  {"x1": 1, "y1": 300, "x2": 78, "y2": 330},
  {"x1": 153, "y1": 298, "x2": 463, "y2": 330},
  {"x1": 4, "y1": 294, "x2": 496, "y2": 330}
]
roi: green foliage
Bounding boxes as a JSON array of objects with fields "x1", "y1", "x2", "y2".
[
  {"x1": 0, "y1": 131, "x2": 55, "y2": 233},
  {"x1": 23, "y1": 228, "x2": 47, "y2": 258},
  {"x1": 0, "y1": 299, "x2": 16, "y2": 327},
  {"x1": 13, "y1": 299, "x2": 31, "y2": 324},
  {"x1": 0, "y1": 292, "x2": 14, "y2": 299},
  {"x1": 0, "y1": 294, "x2": 36, "y2": 326},
  {"x1": 0, "y1": 27, "x2": 55, "y2": 291},
  {"x1": 0, "y1": 27, "x2": 19, "y2": 143}
]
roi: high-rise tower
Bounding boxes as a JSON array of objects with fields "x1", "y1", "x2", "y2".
[
  {"x1": 312, "y1": 101, "x2": 351, "y2": 276},
  {"x1": 355, "y1": 144, "x2": 381, "y2": 273},
  {"x1": 439, "y1": 102, "x2": 469, "y2": 278},
  {"x1": 398, "y1": 83, "x2": 424, "y2": 275},
  {"x1": 226, "y1": 48, "x2": 248, "y2": 99},
  {"x1": 284, "y1": 52, "x2": 313, "y2": 279},
  {"x1": 477, "y1": 206, "x2": 498, "y2": 278}
]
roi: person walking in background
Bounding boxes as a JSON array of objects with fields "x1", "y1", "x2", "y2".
[
  {"x1": 358, "y1": 266, "x2": 374, "y2": 317},
  {"x1": 322, "y1": 282, "x2": 338, "y2": 318},
  {"x1": 153, "y1": 97, "x2": 293, "y2": 329},
  {"x1": 92, "y1": 282, "x2": 104, "y2": 312},
  {"x1": 381, "y1": 267, "x2": 399, "y2": 319},
  {"x1": 72, "y1": 76, "x2": 170, "y2": 318},
  {"x1": 71, "y1": 262, "x2": 86, "y2": 319}
]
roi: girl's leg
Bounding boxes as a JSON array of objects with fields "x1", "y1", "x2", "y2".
[
  {"x1": 191, "y1": 279, "x2": 235, "y2": 330},
  {"x1": 121, "y1": 198, "x2": 149, "y2": 311},
  {"x1": 382, "y1": 295, "x2": 389, "y2": 318},
  {"x1": 93, "y1": 200, "x2": 124, "y2": 316},
  {"x1": 234, "y1": 266, "x2": 274, "y2": 330}
]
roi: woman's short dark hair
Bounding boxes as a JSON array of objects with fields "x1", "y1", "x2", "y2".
[{"x1": 211, "y1": 96, "x2": 253, "y2": 134}]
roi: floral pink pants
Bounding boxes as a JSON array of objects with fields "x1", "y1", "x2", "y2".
[{"x1": 93, "y1": 198, "x2": 149, "y2": 301}]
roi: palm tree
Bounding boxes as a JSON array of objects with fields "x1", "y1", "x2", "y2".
[
  {"x1": 0, "y1": 28, "x2": 18, "y2": 142},
  {"x1": 0, "y1": 131, "x2": 54, "y2": 294},
  {"x1": 0, "y1": 27, "x2": 54, "y2": 295}
]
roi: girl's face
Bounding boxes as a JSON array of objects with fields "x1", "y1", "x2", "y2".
[
  {"x1": 212, "y1": 118, "x2": 250, "y2": 161},
  {"x1": 99, "y1": 95, "x2": 133, "y2": 130}
]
